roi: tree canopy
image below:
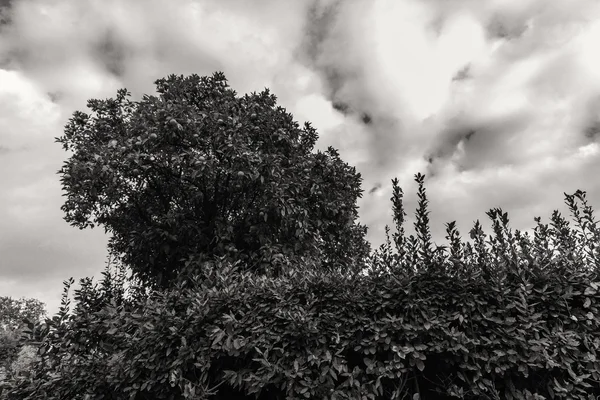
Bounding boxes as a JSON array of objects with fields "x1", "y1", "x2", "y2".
[{"x1": 56, "y1": 72, "x2": 371, "y2": 290}]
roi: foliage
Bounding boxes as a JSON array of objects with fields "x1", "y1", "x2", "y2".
[
  {"x1": 8, "y1": 345, "x2": 38, "y2": 379},
  {"x1": 0, "y1": 297, "x2": 46, "y2": 381},
  {"x1": 0, "y1": 297, "x2": 46, "y2": 332},
  {"x1": 55, "y1": 72, "x2": 370, "y2": 290},
  {"x1": 4, "y1": 174, "x2": 600, "y2": 399},
  {"x1": 3, "y1": 73, "x2": 600, "y2": 399}
]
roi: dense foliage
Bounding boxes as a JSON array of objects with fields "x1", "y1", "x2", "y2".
[
  {"x1": 3, "y1": 73, "x2": 600, "y2": 399},
  {"x1": 0, "y1": 297, "x2": 46, "y2": 382},
  {"x1": 4, "y1": 175, "x2": 600, "y2": 400},
  {"x1": 55, "y1": 72, "x2": 370, "y2": 290}
]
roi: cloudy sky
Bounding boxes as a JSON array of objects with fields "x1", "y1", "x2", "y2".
[{"x1": 2, "y1": 0, "x2": 600, "y2": 316}]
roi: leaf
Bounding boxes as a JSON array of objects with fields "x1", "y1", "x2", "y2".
[
  {"x1": 416, "y1": 359, "x2": 425, "y2": 372},
  {"x1": 252, "y1": 358, "x2": 270, "y2": 368},
  {"x1": 584, "y1": 287, "x2": 596, "y2": 296},
  {"x1": 548, "y1": 385, "x2": 555, "y2": 399}
]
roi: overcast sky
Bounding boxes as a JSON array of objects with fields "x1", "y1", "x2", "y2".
[{"x1": 2, "y1": 0, "x2": 600, "y2": 316}]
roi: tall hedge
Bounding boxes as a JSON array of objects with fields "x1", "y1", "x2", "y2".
[{"x1": 3, "y1": 175, "x2": 600, "y2": 399}]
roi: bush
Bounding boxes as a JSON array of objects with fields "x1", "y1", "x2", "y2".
[
  {"x1": 8, "y1": 345, "x2": 39, "y2": 379},
  {"x1": 4, "y1": 176, "x2": 600, "y2": 399}
]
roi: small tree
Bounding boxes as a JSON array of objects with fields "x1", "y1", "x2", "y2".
[
  {"x1": 56, "y1": 72, "x2": 371, "y2": 290},
  {"x1": 8, "y1": 345, "x2": 38, "y2": 379},
  {"x1": 0, "y1": 297, "x2": 46, "y2": 379}
]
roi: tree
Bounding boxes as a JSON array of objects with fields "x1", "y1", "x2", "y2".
[
  {"x1": 0, "y1": 297, "x2": 45, "y2": 333},
  {"x1": 56, "y1": 72, "x2": 371, "y2": 290},
  {"x1": 0, "y1": 297, "x2": 46, "y2": 380}
]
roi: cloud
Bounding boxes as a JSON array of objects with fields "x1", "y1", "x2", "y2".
[
  {"x1": 3, "y1": 0, "x2": 600, "y2": 315},
  {"x1": 299, "y1": 0, "x2": 600, "y2": 248},
  {"x1": 0, "y1": 69, "x2": 109, "y2": 313}
]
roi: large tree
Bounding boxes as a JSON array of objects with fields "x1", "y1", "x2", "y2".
[{"x1": 57, "y1": 72, "x2": 370, "y2": 290}]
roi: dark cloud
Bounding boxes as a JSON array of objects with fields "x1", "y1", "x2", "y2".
[
  {"x1": 486, "y1": 14, "x2": 529, "y2": 41},
  {"x1": 0, "y1": 0, "x2": 12, "y2": 27},
  {"x1": 317, "y1": 66, "x2": 349, "y2": 105},
  {"x1": 298, "y1": 1, "x2": 377, "y2": 134},
  {"x1": 92, "y1": 29, "x2": 128, "y2": 78},
  {"x1": 332, "y1": 100, "x2": 350, "y2": 115},
  {"x1": 0, "y1": 48, "x2": 20, "y2": 70},
  {"x1": 368, "y1": 182, "x2": 381, "y2": 195},
  {"x1": 301, "y1": 0, "x2": 342, "y2": 64},
  {"x1": 299, "y1": 1, "x2": 356, "y2": 107},
  {"x1": 361, "y1": 113, "x2": 372, "y2": 125},
  {"x1": 452, "y1": 64, "x2": 472, "y2": 81},
  {"x1": 581, "y1": 95, "x2": 600, "y2": 141},
  {"x1": 424, "y1": 156, "x2": 439, "y2": 180},
  {"x1": 0, "y1": 144, "x2": 9, "y2": 154},
  {"x1": 331, "y1": 101, "x2": 372, "y2": 125},
  {"x1": 426, "y1": 123, "x2": 476, "y2": 162},
  {"x1": 426, "y1": 113, "x2": 531, "y2": 173},
  {"x1": 47, "y1": 91, "x2": 62, "y2": 103},
  {"x1": 584, "y1": 122, "x2": 600, "y2": 140}
]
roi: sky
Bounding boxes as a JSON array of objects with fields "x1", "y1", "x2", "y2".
[{"x1": 2, "y1": 0, "x2": 600, "y2": 317}]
